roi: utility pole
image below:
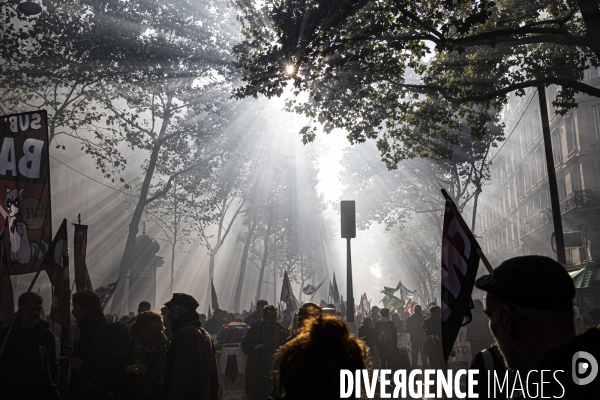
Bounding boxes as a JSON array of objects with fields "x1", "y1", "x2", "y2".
[{"x1": 538, "y1": 85, "x2": 566, "y2": 265}]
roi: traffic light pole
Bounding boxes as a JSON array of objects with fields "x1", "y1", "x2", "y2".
[{"x1": 347, "y1": 238, "x2": 354, "y2": 323}]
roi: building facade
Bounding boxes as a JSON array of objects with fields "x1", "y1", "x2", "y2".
[{"x1": 477, "y1": 66, "x2": 600, "y2": 313}]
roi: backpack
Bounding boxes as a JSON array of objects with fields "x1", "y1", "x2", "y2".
[{"x1": 375, "y1": 320, "x2": 396, "y2": 348}]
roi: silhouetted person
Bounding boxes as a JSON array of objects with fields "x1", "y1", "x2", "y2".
[
  {"x1": 469, "y1": 343, "x2": 508, "y2": 399},
  {"x1": 391, "y1": 312, "x2": 405, "y2": 333},
  {"x1": 358, "y1": 317, "x2": 376, "y2": 353},
  {"x1": 422, "y1": 305, "x2": 444, "y2": 369},
  {"x1": 0, "y1": 292, "x2": 59, "y2": 400},
  {"x1": 287, "y1": 302, "x2": 322, "y2": 341},
  {"x1": 245, "y1": 299, "x2": 268, "y2": 325},
  {"x1": 573, "y1": 306, "x2": 585, "y2": 335},
  {"x1": 406, "y1": 304, "x2": 426, "y2": 368},
  {"x1": 476, "y1": 255, "x2": 600, "y2": 398},
  {"x1": 69, "y1": 290, "x2": 124, "y2": 400},
  {"x1": 107, "y1": 311, "x2": 168, "y2": 399},
  {"x1": 375, "y1": 308, "x2": 398, "y2": 369},
  {"x1": 406, "y1": 304, "x2": 427, "y2": 368},
  {"x1": 164, "y1": 293, "x2": 218, "y2": 399},
  {"x1": 204, "y1": 309, "x2": 223, "y2": 335},
  {"x1": 468, "y1": 299, "x2": 494, "y2": 356},
  {"x1": 371, "y1": 306, "x2": 380, "y2": 321},
  {"x1": 128, "y1": 301, "x2": 152, "y2": 327},
  {"x1": 242, "y1": 305, "x2": 288, "y2": 400},
  {"x1": 273, "y1": 316, "x2": 368, "y2": 400},
  {"x1": 588, "y1": 307, "x2": 600, "y2": 327}
]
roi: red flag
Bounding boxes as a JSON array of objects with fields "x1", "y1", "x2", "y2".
[
  {"x1": 42, "y1": 219, "x2": 70, "y2": 328},
  {"x1": 405, "y1": 299, "x2": 414, "y2": 316},
  {"x1": 440, "y1": 189, "x2": 481, "y2": 361},
  {"x1": 280, "y1": 270, "x2": 298, "y2": 312},
  {"x1": 94, "y1": 279, "x2": 119, "y2": 310},
  {"x1": 211, "y1": 277, "x2": 219, "y2": 310},
  {"x1": 73, "y1": 224, "x2": 92, "y2": 292}
]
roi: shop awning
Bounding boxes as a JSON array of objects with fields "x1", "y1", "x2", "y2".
[{"x1": 571, "y1": 268, "x2": 593, "y2": 289}]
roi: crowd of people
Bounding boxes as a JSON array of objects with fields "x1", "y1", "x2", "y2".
[{"x1": 2, "y1": 255, "x2": 600, "y2": 399}]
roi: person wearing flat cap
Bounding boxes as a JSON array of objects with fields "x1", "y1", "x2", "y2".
[
  {"x1": 162, "y1": 293, "x2": 219, "y2": 400},
  {"x1": 476, "y1": 255, "x2": 600, "y2": 399}
]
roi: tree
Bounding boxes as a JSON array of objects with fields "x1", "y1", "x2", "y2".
[
  {"x1": 231, "y1": 111, "x2": 329, "y2": 310},
  {"x1": 339, "y1": 119, "x2": 501, "y2": 298},
  {"x1": 143, "y1": 178, "x2": 198, "y2": 295},
  {"x1": 0, "y1": 0, "x2": 143, "y2": 182},
  {"x1": 232, "y1": 0, "x2": 600, "y2": 166}
]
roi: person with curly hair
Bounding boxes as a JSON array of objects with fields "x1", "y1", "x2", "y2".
[
  {"x1": 107, "y1": 311, "x2": 169, "y2": 399},
  {"x1": 273, "y1": 316, "x2": 369, "y2": 400}
]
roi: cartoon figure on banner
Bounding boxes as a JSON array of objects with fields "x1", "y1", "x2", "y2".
[{"x1": 0, "y1": 187, "x2": 48, "y2": 264}]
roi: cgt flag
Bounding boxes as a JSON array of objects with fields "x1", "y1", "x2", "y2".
[
  {"x1": 280, "y1": 270, "x2": 298, "y2": 313},
  {"x1": 73, "y1": 224, "x2": 92, "y2": 292},
  {"x1": 440, "y1": 189, "x2": 481, "y2": 361},
  {"x1": 211, "y1": 277, "x2": 219, "y2": 310},
  {"x1": 42, "y1": 219, "x2": 70, "y2": 328}
]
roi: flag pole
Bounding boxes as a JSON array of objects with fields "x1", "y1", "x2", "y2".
[
  {"x1": 0, "y1": 268, "x2": 43, "y2": 359},
  {"x1": 476, "y1": 248, "x2": 494, "y2": 274},
  {"x1": 309, "y1": 276, "x2": 328, "y2": 301}
]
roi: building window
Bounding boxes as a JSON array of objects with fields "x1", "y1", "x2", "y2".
[
  {"x1": 552, "y1": 131, "x2": 562, "y2": 165},
  {"x1": 592, "y1": 66, "x2": 600, "y2": 85},
  {"x1": 593, "y1": 105, "x2": 600, "y2": 142},
  {"x1": 571, "y1": 165, "x2": 581, "y2": 192},
  {"x1": 566, "y1": 118, "x2": 576, "y2": 154}
]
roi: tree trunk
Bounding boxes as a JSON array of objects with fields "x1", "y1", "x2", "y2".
[
  {"x1": 234, "y1": 219, "x2": 256, "y2": 312},
  {"x1": 170, "y1": 241, "x2": 176, "y2": 295},
  {"x1": 255, "y1": 218, "x2": 273, "y2": 302},
  {"x1": 299, "y1": 255, "x2": 305, "y2": 303},
  {"x1": 471, "y1": 186, "x2": 481, "y2": 233},
  {"x1": 171, "y1": 190, "x2": 177, "y2": 294},
  {"x1": 110, "y1": 94, "x2": 173, "y2": 315}
]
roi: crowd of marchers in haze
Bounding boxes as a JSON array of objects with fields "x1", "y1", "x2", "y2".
[{"x1": 2, "y1": 255, "x2": 600, "y2": 400}]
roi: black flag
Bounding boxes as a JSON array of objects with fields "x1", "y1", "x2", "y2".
[{"x1": 440, "y1": 189, "x2": 481, "y2": 361}]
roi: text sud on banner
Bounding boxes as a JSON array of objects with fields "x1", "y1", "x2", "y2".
[{"x1": 0, "y1": 111, "x2": 52, "y2": 275}]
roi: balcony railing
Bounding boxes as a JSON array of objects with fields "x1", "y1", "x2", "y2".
[
  {"x1": 560, "y1": 188, "x2": 600, "y2": 214},
  {"x1": 520, "y1": 211, "x2": 551, "y2": 237},
  {"x1": 520, "y1": 189, "x2": 600, "y2": 237}
]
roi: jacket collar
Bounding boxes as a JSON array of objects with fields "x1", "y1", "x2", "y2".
[{"x1": 171, "y1": 310, "x2": 201, "y2": 333}]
